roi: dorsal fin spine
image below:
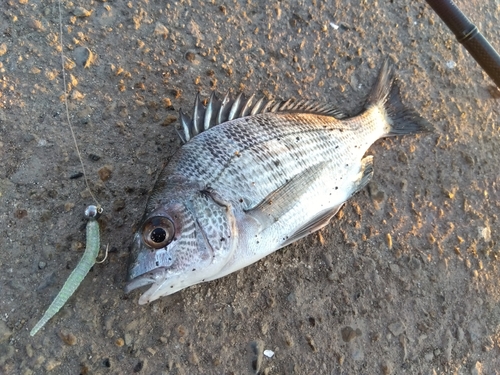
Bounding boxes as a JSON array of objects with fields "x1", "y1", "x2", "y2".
[
  {"x1": 217, "y1": 93, "x2": 230, "y2": 124},
  {"x1": 179, "y1": 110, "x2": 192, "y2": 143},
  {"x1": 176, "y1": 91, "x2": 346, "y2": 144},
  {"x1": 250, "y1": 97, "x2": 264, "y2": 116},
  {"x1": 228, "y1": 93, "x2": 243, "y2": 121},
  {"x1": 192, "y1": 93, "x2": 202, "y2": 136},
  {"x1": 240, "y1": 93, "x2": 255, "y2": 117}
]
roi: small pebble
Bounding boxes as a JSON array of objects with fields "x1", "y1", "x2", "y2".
[
  {"x1": 71, "y1": 90, "x2": 85, "y2": 100},
  {"x1": 185, "y1": 51, "x2": 196, "y2": 62},
  {"x1": 162, "y1": 98, "x2": 172, "y2": 108},
  {"x1": 124, "y1": 333, "x2": 133, "y2": 346},
  {"x1": 189, "y1": 351, "x2": 199, "y2": 365},
  {"x1": 60, "y1": 331, "x2": 77, "y2": 346},
  {"x1": 341, "y1": 326, "x2": 360, "y2": 342},
  {"x1": 15, "y1": 209, "x2": 27, "y2": 219},
  {"x1": 72, "y1": 7, "x2": 92, "y2": 17},
  {"x1": 381, "y1": 360, "x2": 393, "y2": 375},
  {"x1": 25, "y1": 344, "x2": 33, "y2": 358},
  {"x1": 260, "y1": 322, "x2": 269, "y2": 335},
  {"x1": 446, "y1": 60, "x2": 457, "y2": 69},
  {"x1": 327, "y1": 272, "x2": 337, "y2": 281},
  {"x1": 68, "y1": 74, "x2": 78, "y2": 88},
  {"x1": 177, "y1": 325, "x2": 187, "y2": 337},
  {"x1": 471, "y1": 361, "x2": 483, "y2": 375},
  {"x1": 385, "y1": 233, "x2": 392, "y2": 250},
  {"x1": 286, "y1": 292, "x2": 296, "y2": 303},
  {"x1": 74, "y1": 47, "x2": 94, "y2": 68},
  {"x1": 64, "y1": 58, "x2": 76, "y2": 70},
  {"x1": 133, "y1": 361, "x2": 143, "y2": 372},
  {"x1": 115, "y1": 338, "x2": 124, "y2": 347},
  {"x1": 38, "y1": 261, "x2": 46, "y2": 269},
  {"x1": 0, "y1": 321, "x2": 12, "y2": 343},
  {"x1": 480, "y1": 226, "x2": 491, "y2": 242},
  {"x1": 388, "y1": 321, "x2": 405, "y2": 337},
  {"x1": 317, "y1": 231, "x2": 325, "y2": 246},
  {"x1": 306, "y1": 335, "x2": 317, "y2": 352},
  {"x1": 162, "y1": 115, "x2": 177, "y2": 126},
  {"x1": 408, "y1": 256, "x2": 421, "y2": 275},
  {"x1": 482, "y1": 336, "x2": 494, "y2": 352},
  {"x1": 64, "y1": 202, "x2": 75, "y2": 211},
  {"x1": 389, "y1": 263, "x2": 399, "y2": 274},
  {"x1": 30, "y1": 19, "x2": 45, "y2": 32},
  {"x1": 338, "y1": 355, "x2": 344, "y2": 365},
  {"x1": 113, "y1": 199, "x2": 125, "y2": 211},
  {"x1": 98, "y1": 165, "x2": 113, "y2": 181},
  {"x1": 154, "y1": 22, "x2": 169, "y2": 38},
  {"x1": 0, "y1": 43, "x2": 7, "y2": 56},
  {"x1": 283, "y1": 331, "x2": 294, "y2": 347},
  {"x1": 70, "y1": 172, "x2": 84, "y2": 179},
  {"x1": 263, "y1": 349, "x2": 274, "y2": 358},
  {"x1": 88, "y1": 154, "x2": 101, "y2": 161},
  {"x1": 45, "y1": 359, "x2": 61, "y2": 371}
]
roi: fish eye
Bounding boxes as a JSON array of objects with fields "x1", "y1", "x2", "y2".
[{"x1": 142, "y1": 216, "x2": 175, "y2": 249}]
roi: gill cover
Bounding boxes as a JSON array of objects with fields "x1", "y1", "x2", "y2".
[{"x1": 126, "y1": 191, "x2": 238, "y2": 304}]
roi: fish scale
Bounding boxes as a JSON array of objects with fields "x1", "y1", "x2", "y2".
[
  {"x1": 125, "y1": 61, "x2": 431, "y2": 304},
  {"x1": 195, "y1": 112, "x2": 376, "y2": 207}
]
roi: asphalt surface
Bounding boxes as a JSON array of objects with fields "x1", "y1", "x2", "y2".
[{"x1": 0, "y1": 0, "x2": 499, "y2": 374}]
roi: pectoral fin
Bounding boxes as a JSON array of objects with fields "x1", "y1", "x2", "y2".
[
  {"x1": 245, "y1": 162, "x2": 327, "y2": 228},
  {"x1": 279, "y1": 204, "x2": 343, "y2": 248},
  {"x1": 279, "y1": 156, "x2": 374, "y2": 248}
]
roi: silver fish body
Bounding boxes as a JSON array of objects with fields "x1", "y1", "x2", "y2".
[{"x1": 125, "y1": 61, "x2": 430, "y2": 304}]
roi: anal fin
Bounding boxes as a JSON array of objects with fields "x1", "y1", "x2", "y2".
[{"x1": 354, "y1": 156, "x2": 374, "y2": 194}]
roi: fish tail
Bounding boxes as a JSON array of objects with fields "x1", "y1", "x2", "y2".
[{"x1": 366, "y1": 59, "x2": 432, "y2": 136}]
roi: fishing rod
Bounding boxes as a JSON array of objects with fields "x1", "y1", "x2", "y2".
[{"x1": 425, "y1": 0, "x2": 500, "y2": 89}]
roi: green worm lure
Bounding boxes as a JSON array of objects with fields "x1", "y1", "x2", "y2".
[{"x1": 30, "y1": 205, "x2": 102, "y2": 336}]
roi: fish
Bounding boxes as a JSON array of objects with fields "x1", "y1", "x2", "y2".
[{"x1": 125, "y1": 60, "x2": 431, "y2": 304}]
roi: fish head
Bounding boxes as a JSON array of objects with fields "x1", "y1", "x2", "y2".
[
  {"x1": 125, "y1": 200, "x2": 209, "y2": 304},
  {"x1": 125, "y1": 194, "x2": 237, "y2": 304}
]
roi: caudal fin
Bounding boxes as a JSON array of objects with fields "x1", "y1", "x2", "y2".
[{"x1": 366, "y1": 60, "x2": 432, "y2": 136}]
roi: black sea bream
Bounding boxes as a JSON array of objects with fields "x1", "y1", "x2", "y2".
[{"x1": 125, "y1": 61, "x2": 431, "y2": 304}]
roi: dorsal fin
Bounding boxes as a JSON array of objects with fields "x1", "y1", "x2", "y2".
[{"x1": 177, "y1": 92, "x2": 346, "y2": 144}]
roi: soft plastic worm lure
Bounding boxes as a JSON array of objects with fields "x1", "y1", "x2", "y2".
[{"x1": 30, "y1": 205, "x2": 102, "y2": 336}]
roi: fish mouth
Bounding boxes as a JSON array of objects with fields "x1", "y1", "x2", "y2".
[{"x1": 124, "y1": 267, "x2": 167, "y2": 304}]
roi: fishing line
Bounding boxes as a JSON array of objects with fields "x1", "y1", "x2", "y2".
[{"x1": 57, "y1": 0, "x2": 101, "y2": 209}]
